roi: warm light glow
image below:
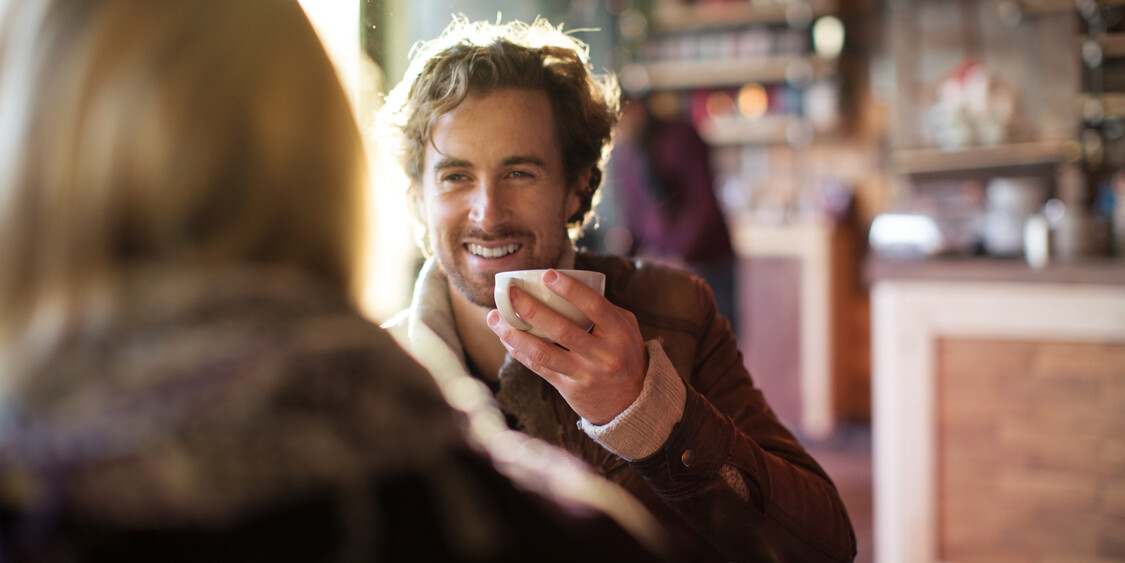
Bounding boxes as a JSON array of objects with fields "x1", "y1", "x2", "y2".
[
  {"x1": 705, "y1": 91, "x2": 735, "y2": 119},
  {"x1": 298, "y1": 0, "x2": 415, "y2": 321},
  {"x1": 648, "y1": 92, "x2": 681, "y2": 122},
  {"x1": 297, "y1": 0, "x2": 359, "y2": 102},
  {"x1": 812, "y1": 16, "x2": 845, "y2": 59},
  {"x1": 737, "y1": 83, "x2": 768, "y2": 118}
]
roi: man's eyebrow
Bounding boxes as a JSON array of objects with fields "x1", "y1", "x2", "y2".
[
  {"x1": 503, "y1": 155, "x2": 547, "y2": 168},
  {"x1": 431, "y1": 155, "x2": 548, "y2": 171},
  {"x1": 431, "y1": 157, "x2": 471, "y2": 171}
]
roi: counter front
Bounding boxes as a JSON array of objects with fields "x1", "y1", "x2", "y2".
[{"x1": 869, "y1": 258, "x2": 1125, "y2": 563}]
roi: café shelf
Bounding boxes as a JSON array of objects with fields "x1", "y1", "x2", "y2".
[
  {"x1": 644, "y1": 55, "x2": 836, "y2": 90},
  {"x1": 1081, "y1": 93, "x2": 1125, "y2": 118},
  {"x1": 889, "y1": 139, "x2": 1072, "y2": 176},
  {"x1": 1082, "y1": 32, "x2": 1125, "y2": 57},
  {"x1": 651, "y1": 0, "x2": 838, "y2": 32},
  {"x1": 697, "y1": 114, "x2": 801, "y2": 146},
  {"x1": 1017, "y1": 0, "x2": 1125, "y2": 13}
]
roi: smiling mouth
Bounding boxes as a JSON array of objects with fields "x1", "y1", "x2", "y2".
[{"x1": 466, "y1": 243, "x2": 522, "y2": 259}]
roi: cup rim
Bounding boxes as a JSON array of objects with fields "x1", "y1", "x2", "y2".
[{"x1": 494, "y1": 268, "x2": 604, "y2": 279}]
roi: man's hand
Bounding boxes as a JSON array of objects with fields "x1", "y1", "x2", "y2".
[{"x1": 487, "y1": 269, "x2": 648, "y2": 425}]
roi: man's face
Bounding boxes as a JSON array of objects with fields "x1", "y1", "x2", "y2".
[{"x1": 421, "y1": 88, "x2": 583, "y2": 307}]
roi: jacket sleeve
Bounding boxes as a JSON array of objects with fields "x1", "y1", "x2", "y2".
[{"x1": 628, "y1": 282, "x2": 857, "y2": 563}]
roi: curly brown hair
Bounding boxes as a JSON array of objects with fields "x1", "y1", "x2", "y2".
[{"x1": 380, "y1": 16, "x2": 620, "y2": 242}]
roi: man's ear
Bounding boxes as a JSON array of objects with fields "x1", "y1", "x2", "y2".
[{"x1": 566, "y1": 167, "x2": 592, "y2": 220}]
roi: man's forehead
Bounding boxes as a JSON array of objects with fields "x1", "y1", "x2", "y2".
[{"x1": 424, "y1": 89, "x2": 562, "y2": 169}]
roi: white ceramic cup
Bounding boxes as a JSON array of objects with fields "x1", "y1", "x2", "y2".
[{"x1": 494, "y1": 269, "x2": 606, "y2": 340}]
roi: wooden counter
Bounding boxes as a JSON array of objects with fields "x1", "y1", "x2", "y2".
[
  {"x1": 866, "y1": 256, "x2": 1125, "y2": 286},
  {"x1": 869, "y1": 259, "x2": 1125, "y2": 563},
  {"x1": 734, "y1": 221, "x2": 838, "y2": 439}
]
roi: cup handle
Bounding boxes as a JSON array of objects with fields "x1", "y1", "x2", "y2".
[{"x1": 495, "y1": 279, "x2": 533, "y2": 331}]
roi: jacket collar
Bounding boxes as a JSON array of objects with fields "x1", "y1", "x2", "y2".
[
  {"x1": 392, "y1": 257, "x2": 571, "y2": 445},
  {"x1": 387, "y1": 258, "x2": 512, "y2": 444},
  {"x1": 405, "y1": 258, "x2": 466, "y2": 366}
]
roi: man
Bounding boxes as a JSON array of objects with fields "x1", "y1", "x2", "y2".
[{"x1": 381, "y1": 16, "x2": 856, "y2": 563}]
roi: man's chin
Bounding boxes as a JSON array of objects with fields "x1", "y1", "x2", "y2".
[{"x1": 448, "y1": 273, "x2": 497, "y2": 309}]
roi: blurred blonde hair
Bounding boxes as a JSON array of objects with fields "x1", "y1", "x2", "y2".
[{"x1": 0, "y1": 0, "x2": 367, "y2": 374}]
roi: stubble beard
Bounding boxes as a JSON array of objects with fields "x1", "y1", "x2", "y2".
[
  {"x1": 436, "y1": 225, "x2": 572, "y2": 309},
  {"x1": 445, "y1": 260, "x2": 500, "y2": 308}
]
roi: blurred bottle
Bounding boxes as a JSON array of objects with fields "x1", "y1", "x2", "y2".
[
  {"x1": 1112, "y1": 170, "x2": 1125, "y2": 257},
  {"x1": 1048, "y1": 164, "x2": 1112, "y2": 261},
  {"x1": 982, "y1": 176, "x2": 1048, "y2": 257}
]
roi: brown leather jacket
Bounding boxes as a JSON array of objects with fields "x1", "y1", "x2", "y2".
[{"x1": 494, "y1": 252, "x2": 856, "y2": 562}]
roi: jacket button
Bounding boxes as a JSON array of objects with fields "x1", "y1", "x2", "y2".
[{"x1": 680, "y1": 449, "x2": 695, "y2": 468}]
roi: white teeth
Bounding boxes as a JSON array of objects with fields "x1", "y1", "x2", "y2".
[{"x1": 467, "y1": 243, "x2": 521, "y2": 258}]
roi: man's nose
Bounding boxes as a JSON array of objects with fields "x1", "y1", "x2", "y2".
[{"x1": 468, "y1": 179, "x2": 508, "y2": 229}]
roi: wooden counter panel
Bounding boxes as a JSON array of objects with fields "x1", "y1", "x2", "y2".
[
  {"x1": 936, "y1": 338, "x2": 1125, "y2": 562},
  {"x1": 865, "y1": 257, "x2": 1125, "y2": 287},
  {"x1": 738, "y1": 256, "x2": 802, "y2": 431}
]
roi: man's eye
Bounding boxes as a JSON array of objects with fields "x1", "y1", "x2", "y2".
[
  {"x1": 508, "y1": 170, "x2": 534, "y2": 179},
  {"x1": 442, "y1": 173, "x2": 469, "y2": 182}
]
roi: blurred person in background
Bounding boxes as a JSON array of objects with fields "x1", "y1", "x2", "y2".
[
  {"x1": 0, "y1": 0, "x2": 665, "y2": 560},
  {"x1": 612, "y1": 93, "x2": 737, "y2": 334},
  {"x1": 380, "y1": 16, "x2": 855, "y2": 563}
]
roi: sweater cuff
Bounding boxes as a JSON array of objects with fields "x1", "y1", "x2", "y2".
[{"x1": 577, "y1": 340, "x2": 687, "y2": 461}]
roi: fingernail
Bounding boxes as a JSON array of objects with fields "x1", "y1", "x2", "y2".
[
  {"x1": 487, "y1": 310, "x2": 500, "y2": 328},
  {"x1": 543, "y1": 270, "x2": 558, "y2": 284}
]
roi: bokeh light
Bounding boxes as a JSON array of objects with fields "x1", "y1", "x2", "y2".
[{"x1": 737, "y1": 83, "x2": 769, "y2": 118}]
